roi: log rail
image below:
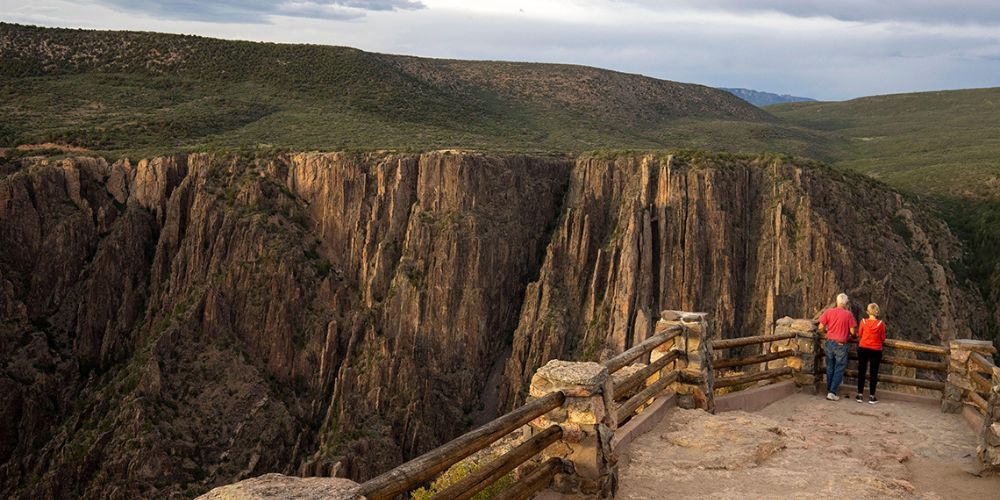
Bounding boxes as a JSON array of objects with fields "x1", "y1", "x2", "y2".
[
  {"x1": 846, "y1": 351, "x2": 946, "y2": 372},
  {"x1": 493, "y1": 458, "x2": 563, "y2": 500},
  {"x1": 604, "y1": 325, "x2": 683, "y2": 374},
  {"x1": 965, "y1": 350, "x2": 997, "y2": 417},
  {"x1": 429, "y1": 425, "x2": 563, "y2": 500},
  {"x1": 715, "y1": 366, "x2": 793, "y2": 389},
  {"x1": 710, "y1": 331, "x2": 796, "y2": 350},
  {"x1": 709, "y1": 329, "x2": 957, "y2": 396},
  {"x1": 714, "y1": 349, "x2": 794, "y2": 370},
  {"x1": 357, "y1": 391, "x2": 565, "y2": 500},
  {"x1": 617, "y1": 371, "x2": 679, "y2": 422},
  {"x1": 820, "y1": 335, "x2": 949, "y2": 394},
  {"x1": 614, "y1": 350, "x2": 683, "y2": 395},
  {"x1": 711, "y1": 332, "x2": 797, "y2": 390},
  {"x1": 359, "y1": 323, "x2": 690, "y2": 499},
  {"x1": 603, "y1": 324, "x2": 686, "y2": 423}
]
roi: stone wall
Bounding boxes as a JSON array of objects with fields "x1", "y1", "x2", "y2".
[
  {"x1": 528, "y1": 360, "x2": 617, "y2": 497},
  {"x1": 774, "y1": 317, "x2": 819, "y2": 393},
  {"x1": 943, "y1": 339, "x2": 996, "y2": 414},
  {"x1": 659, "y1": 311, "x2": 714, "y2": 412}
]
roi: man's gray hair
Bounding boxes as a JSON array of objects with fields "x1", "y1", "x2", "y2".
[{"x1": 836, "y1": 293, "x2": 849, "y2": 306}]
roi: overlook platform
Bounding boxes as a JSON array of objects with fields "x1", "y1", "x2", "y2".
[
  {"x1": 616, "y1": 392, "x2": 1000, "y2": 499},
  {"x1": 201, "y1": 313, "x2": 1000, "y2": 500}
]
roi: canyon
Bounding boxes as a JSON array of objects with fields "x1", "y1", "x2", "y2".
[{"x1": 0, "y1": 151, "x2": 988, "y2": 498}]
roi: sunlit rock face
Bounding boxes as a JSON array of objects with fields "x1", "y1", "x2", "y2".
[{"x1": 500, "y1": 154, "x2": 986, "y2": 409}]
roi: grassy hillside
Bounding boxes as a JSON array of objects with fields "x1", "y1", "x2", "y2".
[
  {"x1": 771, "y1": 89, "x2": 1000, "y2": 333},
  {"x1": 0, "y1": 22, "x2": 830, "y2": 159},
  {"x1": 769, "y1": 88, "x2": 1000, "y2": 199}
]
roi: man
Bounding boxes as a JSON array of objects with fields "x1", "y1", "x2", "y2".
[{"x1": 818, "y1": 293, "x2": 857, "y2": 401}]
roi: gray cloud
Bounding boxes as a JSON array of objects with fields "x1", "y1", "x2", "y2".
[
  {"x1": 92, "y1": 0, "x2": 424, "y2": 23},
  {"x1": 619, "y1": 0, "x2": 1000, "y2": 26},
  {"x1": 351, "y1": 6, "x2": 1000, "y2": 100}
]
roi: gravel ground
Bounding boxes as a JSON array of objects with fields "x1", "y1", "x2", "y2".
[{"x1": 616, "y1": 392, "x2": 1000, "y2": 499}]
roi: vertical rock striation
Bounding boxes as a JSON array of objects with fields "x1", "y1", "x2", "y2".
[{"x1": 280, "y1": 152, "x2": 571, "y2": 478}]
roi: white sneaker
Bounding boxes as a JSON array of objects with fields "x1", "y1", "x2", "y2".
[{"x1": 826, "y1": 392, "x2": 840, "y2": 401}]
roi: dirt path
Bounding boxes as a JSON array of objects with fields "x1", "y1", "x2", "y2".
[{"x1": 616, "y1": 393, "x2": 1000, "y2": 499}]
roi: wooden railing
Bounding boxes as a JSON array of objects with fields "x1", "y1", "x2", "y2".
[
  {"x1": 613, "y1": 350, "x2": 682, "y2": 396},
  {"x1": 604, "y1": 325, "x2": 683, "y2": 374},
  {"x1": 603, "y1": 325, "x2": 684, "y2": 424},
  {"x1": 357, "y1": 391, "x2": 566, "y2": 500},
  {"x1": 357, "y1": 323, "x2": 688, "y2": 499},
  {"x1": 710, "y1": 331, "x2": 795, "y2": 350},
  {"x1": 967, "y1": 351, "x2": 996, "y2": 417},
  {"x1": 708, "y1": 328, "x2": 954, "y2": 395},
  {"x1": 822, "y1": 337, "x2": 948, "y2": 392},
  {"x1": 711, "y1": 331, "x2": 796, "y2": 390}
]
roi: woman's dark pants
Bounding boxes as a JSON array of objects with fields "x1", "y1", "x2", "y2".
[{"x1": 857, "y1": 347, "x2": 882, "y2": 396}]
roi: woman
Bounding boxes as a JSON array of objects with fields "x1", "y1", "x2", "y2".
[{"x1": 856, "y1": 303, "x2": 886, "y2": 404}]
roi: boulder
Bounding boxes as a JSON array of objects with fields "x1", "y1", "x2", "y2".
[{"x1": 198, "y1": 474, "x2": 360, "y2": 499}]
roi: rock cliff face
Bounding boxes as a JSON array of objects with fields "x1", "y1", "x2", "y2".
[
  {"x1": 499, "y1": 154, "x2": 986, "y2": 408},
  {"x1": 0, "y1": 152, "x2": 570, "y2": 498},
  {"x1": 0, "y1": 151, "x2": 986, "y2": 498}
]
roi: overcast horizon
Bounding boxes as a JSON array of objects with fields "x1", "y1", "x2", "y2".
[{"x1": 2, "y1": 0, "x2": 999, "y2": 101}]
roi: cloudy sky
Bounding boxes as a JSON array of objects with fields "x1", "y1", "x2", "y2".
[{"x1": 2, "y1": 0, "x2": 999, "y2": 100}]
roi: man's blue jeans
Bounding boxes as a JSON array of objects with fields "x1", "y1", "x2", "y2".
[{"x1": 825, "y1": 340, "x2": 849, "y2": 394}]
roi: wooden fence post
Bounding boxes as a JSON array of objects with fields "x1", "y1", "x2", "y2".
[
  {"x1": 528, "y1": 360, "x2": 617, "y2": 498},
  {"x1": 660, "y1": 310, "x2": 714, "y2": 412}
]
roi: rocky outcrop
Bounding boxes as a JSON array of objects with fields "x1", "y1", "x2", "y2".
[
  {"x1": 197, "y1": 473, "x2": 360, "y2": 499},
  {"x1": 0, "y1": 151, "x2": 987, "y2": 498},
  {"x1": 500, "y1": 154, "x2": 986, "y2": 408}
]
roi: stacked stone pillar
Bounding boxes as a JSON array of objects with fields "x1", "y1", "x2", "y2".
[
  {"x1": 648, "y1": 316, "x2": 682, "y2": 379},
  {"x1": 775, "y1": 317, "x2": 821, "y2": 393},
  {"x1": 528, "y1": 360, "x2": 617, "y2": 497},
  {"x1": 978, "y1": 364, "x2": 1000, "y2": 473},
  {"x1": 658, "y1": 310, "x2": 714, "y2": 412},
  {"x1": 942, "y1": 339, "x2": 996, "y2": 413}
]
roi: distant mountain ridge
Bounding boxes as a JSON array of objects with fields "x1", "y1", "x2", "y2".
[{"x1": 721, "y1": 88, "x2": 816, "y2": 107}]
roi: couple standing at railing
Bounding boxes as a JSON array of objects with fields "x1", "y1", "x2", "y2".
[{"x1": 818, "y1": 293, "x2": 886, "y2": 404}]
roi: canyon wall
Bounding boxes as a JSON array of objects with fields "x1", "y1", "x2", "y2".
[
  {"x1": 500, "y1": 154, "x2": 986, "y2": 408},
  {"x1": 0, "y1": 152, "x2": 570, "y2": 498},
  {"x1": 0, "y1": 152, "x2": 987, "y2": 498}
]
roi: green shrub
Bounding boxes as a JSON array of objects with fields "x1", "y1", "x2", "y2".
[{"x1": 410, "y1": 459, "x2": 514, "y2": 500}]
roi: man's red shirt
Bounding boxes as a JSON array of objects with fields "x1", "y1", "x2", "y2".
[{"x1": 819, "y1": 307, "x2": 857, "y2": 343}]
